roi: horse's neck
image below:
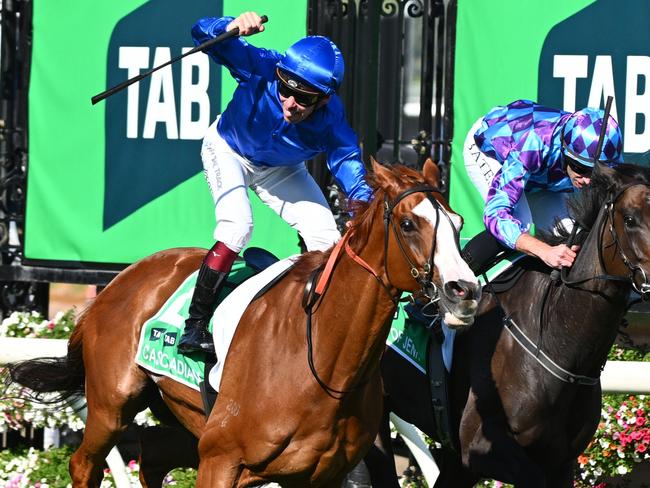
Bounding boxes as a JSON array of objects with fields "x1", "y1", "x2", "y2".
[
  {"x1": 541, "y1": 213, "x2": 628, "y2": 375},
  {"x1": 312, "y1": 233, "x2": 397, "y2": 389}
]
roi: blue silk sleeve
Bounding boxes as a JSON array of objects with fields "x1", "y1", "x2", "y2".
[
  {"x1": 191, "y1": 17, "x2": 280, "y2": 83},
  {"x1": 326, "y1": 116, "x2": 372, "y2": 203}
]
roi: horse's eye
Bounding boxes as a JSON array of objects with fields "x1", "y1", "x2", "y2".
[
  {"x1": 624, "y1": 215, "x2": 638, "y2": 228},
  {"x1": 400, "y1": 218, "x2": 416, "y2": 233}
]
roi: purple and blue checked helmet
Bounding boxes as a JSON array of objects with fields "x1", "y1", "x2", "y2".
[
  {"x1": 276, "y1": 36, "x2": 344, "y2": 96},
  {"x1": 561, "y1": 108, "x2": 623, "y2": 167}
]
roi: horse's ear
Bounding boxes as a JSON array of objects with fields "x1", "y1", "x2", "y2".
[
  {"x1": 422, "y1": 158, "x2": 440, "y2": 187},
  {"x1": 371, "y1": 157, "x2": 393, "y2": 185}
]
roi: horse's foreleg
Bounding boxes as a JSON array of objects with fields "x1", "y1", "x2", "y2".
[
  {"x1": 433, "y1": 449, "x2": 477, "y2": 488},
  {"x1": 545, "y1": 460, "x2": 576, "y2": 488},
  {"x1": 363, "y1": 404, "x2": 399, "y2": 488},
  {"x1": 138, "y1": 425, "x2": 199, "y2": 488},
  {"x1": 463, "y1": 425, "x2": 546, "y2": 488}
]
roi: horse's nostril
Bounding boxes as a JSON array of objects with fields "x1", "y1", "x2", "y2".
[
  {"x1": 445, "y1": 281, "x2": 467, "y2": 300},
  {"x1": 444, "y1": 280, "x2": 479, "y2": 301}
]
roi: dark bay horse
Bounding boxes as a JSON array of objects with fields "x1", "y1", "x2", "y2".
[
  {"x1": 368, "y1": 162, "x2": 650, "y2": 487},
  {"x1": 4, "y1": 160, "x2": 480, "y2": 487}
]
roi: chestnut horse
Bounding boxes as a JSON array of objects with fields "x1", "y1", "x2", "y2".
[
  {"x1": 365, "y1": 162, "x2": 650, "y2": 487},
  {"x1": 4, "y1": 160, "x2": 480, "y2": 487}
]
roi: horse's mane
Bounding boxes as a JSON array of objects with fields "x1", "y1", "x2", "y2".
[
  {"x1": 542, "y1": 163, "x2": 650, "y2": 246},
  {"x1": 291, "y1": 164, "x2": 430, "y2": 281}
]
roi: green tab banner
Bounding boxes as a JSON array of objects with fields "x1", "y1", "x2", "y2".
[{"x1": 26, "y1": 0, "x2": 306, "y2": 266}]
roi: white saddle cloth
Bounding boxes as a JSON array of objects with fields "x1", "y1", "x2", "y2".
[{"x1": 208, "y1": 255, "x2": 298, "y2": 392}]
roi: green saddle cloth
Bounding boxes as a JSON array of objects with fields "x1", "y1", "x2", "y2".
[{"x1": 134, "y1": 261, "x2": 255, "y2": 390}]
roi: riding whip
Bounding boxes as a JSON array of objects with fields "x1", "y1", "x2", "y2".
[
  {"x1": 91, "y1": 15, "x2": 268, "y2": 105},
  {"x1": 593, "y1": 95, "x2": 613, "y2": 166}
]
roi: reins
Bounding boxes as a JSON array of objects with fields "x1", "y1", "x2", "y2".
[{"x1": 303, "y1": 185, "x2": 449, "y2": 398}]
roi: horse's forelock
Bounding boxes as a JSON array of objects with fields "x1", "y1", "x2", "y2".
[{"x1": 349, "y1": 164, "x2": 428, "y2": 246}]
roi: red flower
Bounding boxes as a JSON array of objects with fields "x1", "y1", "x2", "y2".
[{"x1": 638, "y1": 443, "x2": 647, "y2": 453}]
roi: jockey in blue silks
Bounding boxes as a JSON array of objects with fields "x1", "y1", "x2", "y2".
[
  {"x1": 461, "y1": 99, "x2": 623, "y2": 275},
  {"x1": 178, "y1": 11, "x2": 372, "y2": 355}
]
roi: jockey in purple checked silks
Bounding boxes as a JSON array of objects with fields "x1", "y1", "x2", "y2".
[
  {"x1": 177, "y1": 11, "x2": 372, "y2": 356},
  {"x1": 460, "y1": 99, "x2": 623, "y2": 275}
]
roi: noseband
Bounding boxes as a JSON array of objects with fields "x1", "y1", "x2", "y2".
[{"x1": 383, "y1": 185, "x2": 459, "y2": 302}]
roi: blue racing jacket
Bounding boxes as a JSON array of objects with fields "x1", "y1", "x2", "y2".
[{"x1": 192, "y1": 17, "x2": 372, "y2": 203}]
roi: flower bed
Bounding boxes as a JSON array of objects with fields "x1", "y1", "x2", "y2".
[{"x1": 0, "y1": 447, "x2": 197, "y2": 487}]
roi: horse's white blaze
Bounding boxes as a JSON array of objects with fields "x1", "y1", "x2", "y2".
[{"x1": 412, "y1": 199, "x2": 477, "y2": 286}]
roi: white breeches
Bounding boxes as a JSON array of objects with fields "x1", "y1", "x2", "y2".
[{"x1": 201, "y1": 119, "x2": 340, "y2": 253}]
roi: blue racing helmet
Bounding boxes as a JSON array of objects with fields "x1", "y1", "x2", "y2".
[
  {"x1": 276, "y1": 36, "x2": 344, "y2": 96},
  {"x1": 561, "y1": 107, "x2": 623, "y2": 167}
]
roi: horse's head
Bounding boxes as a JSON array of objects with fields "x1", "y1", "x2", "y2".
[
  {"x1": 367, "y1": 159, "x2": 481, "y2": 327},
  {"x1": 595, "y1": 162, "x2": 650, "y2": 300}
]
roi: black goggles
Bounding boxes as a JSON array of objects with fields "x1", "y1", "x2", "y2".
[
  {"x1": 277, "y1": 81, "x2": 321, "y2": 107},
  {"x1": 565, "y1": 156, "x2": 593, "y2": 177},
  {"x1": 276, "y1": 69, "x2": 322, "y2": 107}
]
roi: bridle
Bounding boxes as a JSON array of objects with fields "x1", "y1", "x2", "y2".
[
  {"x1": 557, "y1": 182, "x2": 650, "y2": 300},
  {"x1": 303, "y1": 184, "x2": 459, "y2": 398},
  {"x1": 604, "y1": 184, "x2": 650, "y2": 299},
  {"x1": 382, "y1": 185, "x2": 460, "y2": 305}
]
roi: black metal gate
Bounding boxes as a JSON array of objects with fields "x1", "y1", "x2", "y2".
[{"x1": 307, "y1": 0, "x2": 457, "y2": 192}]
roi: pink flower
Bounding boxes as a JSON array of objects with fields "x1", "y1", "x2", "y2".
[
  {"x1": 47, "y1": 321, "x2": 55, "y2": 330},
  {"x1": 637, "y1": 417, "x2": 646, "y2": 427},
  {"x1": 637, "y1": 443, "x2": 647, "y2": 453}
]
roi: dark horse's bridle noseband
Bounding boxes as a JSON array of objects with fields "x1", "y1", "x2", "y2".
[
  {"x1": 602, "y1": 184, "x2": 650, "y2": 298},
  {"x1": 304, "y1": 184, "x2": 459, "y2": 398}
]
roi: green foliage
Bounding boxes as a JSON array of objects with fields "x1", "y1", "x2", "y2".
[
  {"x1": 28, "y1": 446, "x2": 75, "y2": 486},
  {"x1": 164, "y1": 468, "x2": 197, "y2": 486}
]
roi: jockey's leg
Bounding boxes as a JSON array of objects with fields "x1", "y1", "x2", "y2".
[
  {"x1": 178, "y1": 241, "x2": 238, "y2": 355},
  {"x1": 461, "y1": 229, "x2": 511, "y2": 275},
  {"x1": 462, "y1": 194, "x2": 530, "y2": 275},
  {"x1": 251, "y1": 162, "x2": 340, "y2": 251},
  {"x1": 178, "y1": 120, "x2": 253, "y2": 355}
]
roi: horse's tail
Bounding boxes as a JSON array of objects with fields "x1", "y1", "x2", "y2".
[{"x1": 2, "y1": 307, "x2": 88, "y2": 405}]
